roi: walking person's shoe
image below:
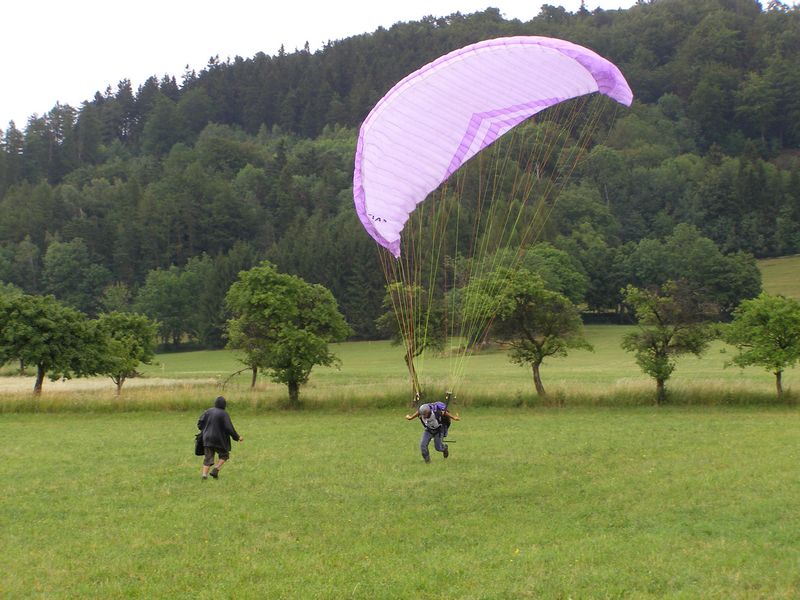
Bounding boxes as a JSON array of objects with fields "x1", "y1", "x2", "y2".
[
  {"x1": 202, "y1": 475, "x2": 208, "y2": 481},
  {"x1": 443, "y1": 445, "x2": 449, "y2": 459},
  {"x1": 210, "y1": 467, "x2": 219, "y2": 479}
]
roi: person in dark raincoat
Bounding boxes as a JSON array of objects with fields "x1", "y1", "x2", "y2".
[{"x1": 197, "y1": 396, "x2": 243, "y2": 480}]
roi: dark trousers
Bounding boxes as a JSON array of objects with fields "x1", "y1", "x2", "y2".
[{"x1": 420, "y1": 428, "x2": 446, "y2": 461}]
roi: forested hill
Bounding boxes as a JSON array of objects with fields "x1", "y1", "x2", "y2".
[{"x1": 1, "y1": 0, "x2": 799, "y2": 343}]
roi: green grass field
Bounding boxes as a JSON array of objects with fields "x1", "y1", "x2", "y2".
[
  {"x1": 759, "y1": 254, "x2": 800, "y2": 300},
  {"x1": 1, "y1": 325, "x2": 795, "y2": 412},
  {"x1": 2, "y1": 408, "x2": 798, "y2": 598},
  {"x1": 135, "y1": 325, "x2": 794, "y2": 404}
]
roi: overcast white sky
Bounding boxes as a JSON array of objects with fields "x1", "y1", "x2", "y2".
[{"x1": 2, "y1": 1, "x2": 639, "y2": 127}]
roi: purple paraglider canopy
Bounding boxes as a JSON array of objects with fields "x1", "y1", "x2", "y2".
[{"x1": 353, "y1": 36, "x2": 633, "y2": 257}]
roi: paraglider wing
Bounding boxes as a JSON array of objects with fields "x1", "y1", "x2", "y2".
[{"x1": 353, "y1": 36, "x2": 633, "y2": 257}]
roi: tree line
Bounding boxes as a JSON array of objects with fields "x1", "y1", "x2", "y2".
[
  {"x1": 0, "y1": 121, "x2": 777, "y2": 342},
  {"x1": 0, "y1": 1, "x2": 798, "y2": 342},
  {"x1": 3, "y1": 1, "x2": 799, "y2": 171},
  {"x1": 0, "y1": 261, "x2": 350, "y2": 402},
  {"x1": 2, "y1": 257, "x2": 797, "y2": 405},
  {"x1": 0, "y1": 286, "x2": 158, "y2": 395}
]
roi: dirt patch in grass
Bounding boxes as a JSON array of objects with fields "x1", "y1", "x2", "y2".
[{"x1": 0, "y1": 376, "x2": 214, "y2": 394}]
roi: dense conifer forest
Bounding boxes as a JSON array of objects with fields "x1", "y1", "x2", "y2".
[{"x1": 1, "y1": 0, "x2": 798, "y2": 343}]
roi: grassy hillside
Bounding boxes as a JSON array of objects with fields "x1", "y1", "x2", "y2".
[
  {"x1": 2, "y1": 409, "x2": 798, "y2": 597},
  {"x1": 759, "y1": 255, "x2": 800, "y2": 300}
]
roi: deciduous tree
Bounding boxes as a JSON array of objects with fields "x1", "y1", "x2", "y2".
[
  {"x1": 0, "y1": 294, "x2": 103, "y2": 394},
  {"x1": 225, "y1": 262, "x2": 350, "y2": 404},
  {"x1": 376, "y1": 282, "x2": 447, "y2": 394},
  {"x1": 724, "y1": 293, "x2": 800, "y2": 399},
  {"x1": 134, "y1": 266, "x2": 193, "y2": 346},
  {"x1": 467, "y1": 268, "x2": 591, "y2": 398},
  {"x1": 621, "y1": 281, "x2": 716, "y2": 403},
  {"x1": 96, "y1": 311, "x2": 159, "y2": 394},
  {"x1": 42, "y1": 238, "x2": 112, "y2": 315}
]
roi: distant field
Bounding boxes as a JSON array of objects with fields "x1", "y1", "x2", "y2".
[
  {"x1": 134, "y1": 325, "x2": 795, "y2": 402},
  {"x1": 2, "y1": 408, "x2": 798, "y2": 598},
  {"x1": 2, "y1": 325, "x2": 796, "y2": 407},
  {"x1": 759, "y1": 254, "x2": 800, "y2": 299}
]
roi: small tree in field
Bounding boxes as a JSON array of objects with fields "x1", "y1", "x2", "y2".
[
  {"x1": 375, "y1": 282, "x2": 446, "y2": 394},
  {"x1": 0, "y1": 294, "x2": 103, "y2": 394},
  {"x1": 466, "y1": 268, "x2": 591, "y2": 398},
  {"x1": 96, "y1": 312, "x2": 159, "y2": 394},
  {"x1": 225, "y1": 262, "x2": 350, "y2": 405},
  {"x1": 621, "y1": 281, "x2": 716, "y2": 404},
  {"x1": 724, "y1": 293, "x2": 800, "y2": 399}
]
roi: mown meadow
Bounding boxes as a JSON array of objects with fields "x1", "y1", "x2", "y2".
[
  {"x1": 1, "y1": 335, "x2": 797, "y2": 598},
  {"x1": 1, "y1": 408, "x2": 798, "y2": 598},
  {"x1": 760, "y1": 254, "x2": 800, "y2": 301}
]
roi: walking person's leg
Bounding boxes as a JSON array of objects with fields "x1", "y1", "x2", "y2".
[
  {"x1": 210, "y1": 449, "x2": 230, "y2": 478},
  {"x1": 211, "y1": 459, "x2": 226, "y2": 477},
  {"x1": 202, "y1": 447, "x2": 215, "y2": 479},
  {"x1": 433, "y1": 431, "x2": 448, "y2": 458},
  {"x1": 420, "y1": 430, "x2": 433, "y2": 462}
]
